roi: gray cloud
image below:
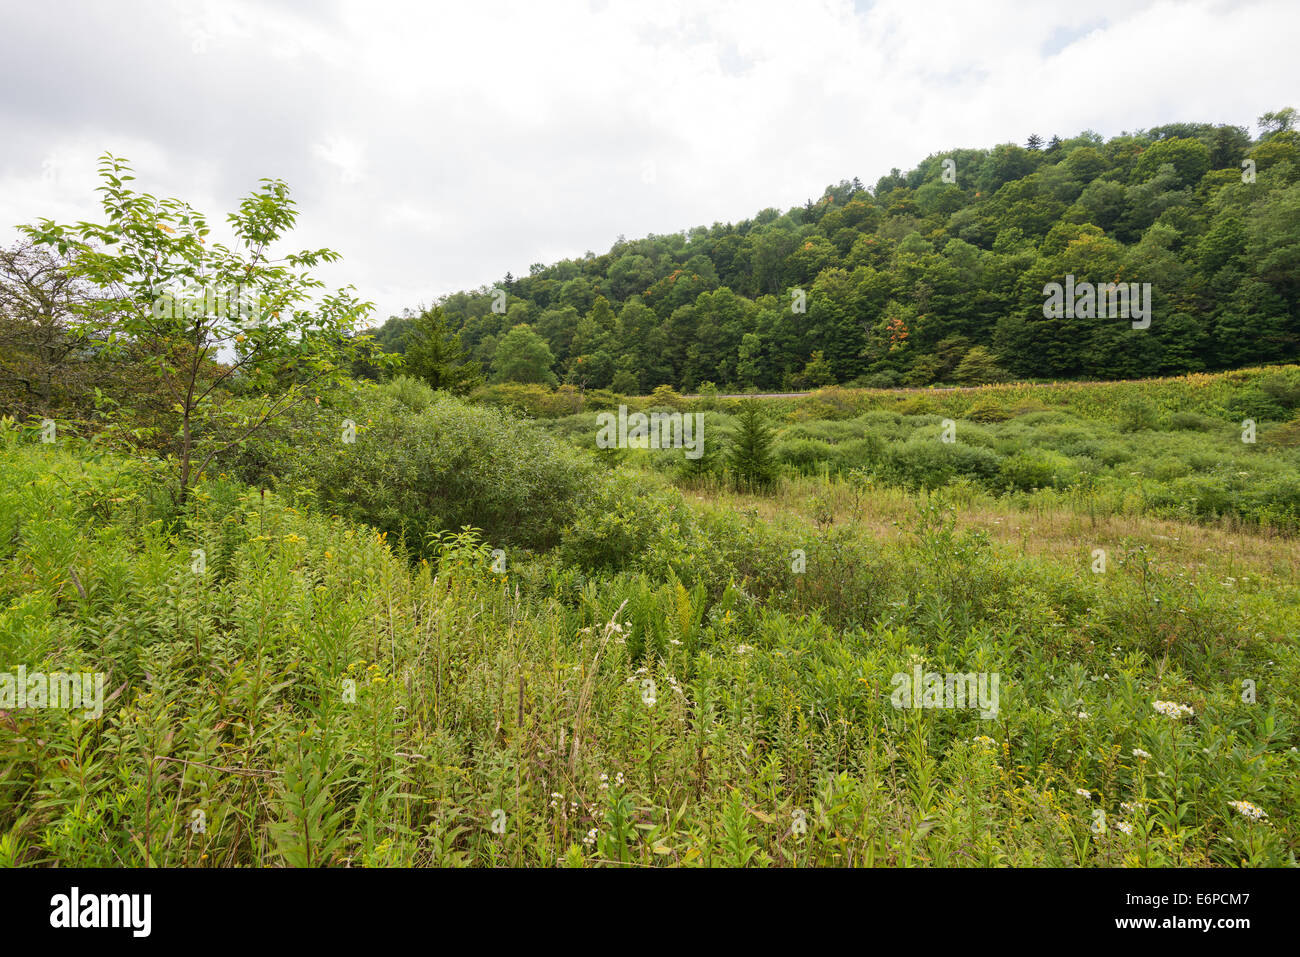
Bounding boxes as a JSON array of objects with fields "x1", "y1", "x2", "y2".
[{"x1": 1, "y1": 0, "x2": 1296, "y2": 325}]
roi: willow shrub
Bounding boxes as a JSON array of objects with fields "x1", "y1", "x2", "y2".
[{"x1": 221, "y1": 379, "x2": 601, "y2": 556}]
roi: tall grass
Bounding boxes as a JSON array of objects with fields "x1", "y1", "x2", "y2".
[{"x1": 2, "y1": 420, "x2": 1295, "y2": 866}]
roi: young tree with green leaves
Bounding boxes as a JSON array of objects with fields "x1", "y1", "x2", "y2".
[
  {"x1": 0, "y1": 240, "x2": 116, "y2": 421},
  {"x1": 491, "y1": 323, "x2": 557, "y2": 385},
  {"x1": 20, "y1": 154, "x2": 392, "y2": 503},
  {"x1": 952, "y1": 345, "x2": 1010, "y2": 384},
  {"x1": 800, "y1": 349, "x2": 836, "y2": 387}
]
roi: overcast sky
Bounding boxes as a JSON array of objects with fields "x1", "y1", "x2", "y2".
[{"x1": 2, "y1": 0, "x2": 1296, "y2": 326}]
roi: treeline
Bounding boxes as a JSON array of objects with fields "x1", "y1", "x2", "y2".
[{"x1": 372, "y1": 112, "x2": 1300, "y2": 393}]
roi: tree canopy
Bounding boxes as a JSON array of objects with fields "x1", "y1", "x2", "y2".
[{"x1": 366, "y1": 112, "x2": 1300, "y2": 393}]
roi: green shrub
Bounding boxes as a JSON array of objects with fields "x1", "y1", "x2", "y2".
[
  {"x1": 855, "y1": 370, "x2": 901, "y2": 389},
  {"x1": 1092, "y1": 440, "x2": 1132, "y2": 466},
  {"x1": 1119, "y1": 397, "x2": 1160, "y2": 432},
  {"x1": 963, "y1": 398, "x2": 1014, "y2": 423},
  {"x1": 469, "y1": 382, "x2": 592, "y2": 418},
  {"x1": 559, "y1": 476, "x2": 684, "y2": 572},
  {"x1": 835, "y1": 435, "x2": 885, "y2": 470},
  {"x1": 639, "y1": 385, "x2": 686, "y2": 411},
  {"x1": 1265, "y1": 416, "x2": 1300, "y2": 448},
  {"x1": 775, "y1": 438, "x2": 836, "y2": 474},
  {"x1": 998, "y1": 449, "x2": 1079, "y2": 491},
  {"x1": 1222, "y1": 373, "x2": 1300, "y2": 423},
  {"x1": 784, "y1": 398, "x2": 840, "y2": 422},
  {"x1": 1252, "y1": 472, "x2": 1300, "y2": 518},
  {"x1": 1149, "y1": 454, "x2": 1192, "y2": 481},
  {"x1": 1169, "y1": 410, "x2": 1217, "y2": 431},
  {"x1": 895, "y1": 395, "x2": 938, "y2": 415},
  {"x1": 1157, "y1": 474, "x2": 1236, "y2": 518},
  {"x1": 384, "y1": 374, "x2": 439, "y2": 412},
  {"x1": 226, "y1": 382, "x2": 599, "y2": 554},
  {"x1": 879, "y1": 439, "x2": 1002, "y2": 490},
  {"x1": 1009, "y1": 398, "x2": 1050, "y2": 416},
  {"x1": 1259, "y1": 373, "x2": 1300, "y2": 411}
]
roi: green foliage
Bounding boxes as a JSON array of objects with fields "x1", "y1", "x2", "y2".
[
  {"x1": 535, "y1": 366, "x2": 1300, "y2": 532},
  {"x1": 728, "y1": 401, "x2": 778, "y2": 491},
  {"x1": 392, "y1": 113, "x2": 1300, "y2": 393},
  {"x1": 492, "y1": 324, "x2": 557, "y2": 386},
  {"x1": 4, "y1": 426, "x2": 1296, "y2": 868},
  {"x1": 998, "y1": 448, "x2": 1079, "y2": 491},
  {"x1": 16, "y1": 154, "x2": 393, "y2": 503},
  {"x1": 222, "y1": 380, "x2": 598, "y2": 553},
  {"x1": 963, "y1": 397, "x2": 1015, "y2": 422},
  {"x1": 676, "y1": 412, "x2": 727, "y2": 484},
  {"x1": 776, "y1": 438, "x2": 837, "y2": 474},
  {"x1": 953, "y1": 346, "x2": 1011, "y2": 385},
  {"x1": 1119, "y1": 397, "x2": 1161, "y2": 432},
  {"x1": 401, "y1": 305, "x2": 483, "y2": 395},
  {"x1": 8, "y1": 125, "x2": 1300, "y2": 873},
  {"x1": 878, "y1": 436, "x2": 1002, "y2": 490}
]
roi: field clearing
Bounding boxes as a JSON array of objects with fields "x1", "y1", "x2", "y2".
[
  {"x1": 3, "y1": 369, "x2": 1299, "y2": 869},
  {"x1": 694, "y1": 474, "x2": 1300, "y2": 583}
]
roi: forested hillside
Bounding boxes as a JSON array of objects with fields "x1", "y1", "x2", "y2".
[{"x1": 371, "y1": 113, "x2": 1300, "y2": 393}]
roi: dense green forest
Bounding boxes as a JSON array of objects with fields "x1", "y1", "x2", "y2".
[{"x1": 370, "y1": 112, "x2": 1300, "y2": 393}]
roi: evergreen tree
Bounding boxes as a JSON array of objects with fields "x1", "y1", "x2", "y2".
[
  {"x1": 727, "y1": 401, "x2": 777, "y2": 492},
  {"x1": 676, "y1": 412, "x2": 724, "y2": 483},
  {"x1": 403, "y1": 305, "x2": 483, "y2": 394}
]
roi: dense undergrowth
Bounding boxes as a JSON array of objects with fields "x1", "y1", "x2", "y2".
[
  {"x1": 2, "y1": 369, "x2": 1297, "y2": 866},
  {"x1": 542, "y1": 365, "x2": 1300, "y2": 532}
]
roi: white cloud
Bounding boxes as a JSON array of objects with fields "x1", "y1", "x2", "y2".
[
  {"x1": 0, "y1": 0, "x2": 1295, "y2": 324},
  {"x1": 312, "y1": 136, "x2": 367, "y2": 185}
]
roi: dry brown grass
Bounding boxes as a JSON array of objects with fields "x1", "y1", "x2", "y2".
[{"x1": 688, "y1": 474, "x2": 1300, "y2": 585}]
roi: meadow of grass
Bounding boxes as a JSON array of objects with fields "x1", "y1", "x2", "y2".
[
  {"x1": 1, "y1": 368, "x2": 1297, "y2": 867},
  {"x1": 542, "y1": 365, "x2": 1300, "y2": 532}
]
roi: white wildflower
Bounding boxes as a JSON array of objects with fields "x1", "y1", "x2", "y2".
[
  {"x1": 1228, "y1": 800, "x2": 1268, "y2": 823},
  {"x1": 1153, "y1": 700, "x2": 1194, "y2": 719}
]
